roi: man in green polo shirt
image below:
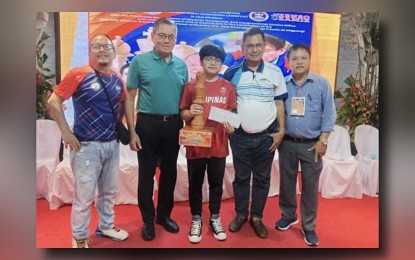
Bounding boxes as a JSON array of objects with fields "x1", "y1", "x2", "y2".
[{"x1": 125, "y1": 17, "x2": 188, "y2": 241}]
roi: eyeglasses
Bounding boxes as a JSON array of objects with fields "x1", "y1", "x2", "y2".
[
  {"x1": 244, "y1": 43, "x2": 264, "y2": 51},
  {"x1": 154, "y1": 32, "x2": 176, "y2": 41},
  {"x1": 90, "y1": 44, "x2": 113, "y2": 51},
  {"x1": 203, "y1": 56, "x2": 222, "y2": 64}
]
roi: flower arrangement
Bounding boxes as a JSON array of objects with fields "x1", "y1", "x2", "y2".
[
  {"x1": 335, "y1": 12, "x2": 379, "y2": 139},
  {"x1": 36, "y1": 31, "x2": 55, "y2": 119}
]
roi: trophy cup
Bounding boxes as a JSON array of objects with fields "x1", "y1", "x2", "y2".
[{"x1": 179, "y1": 71, "x2": 214, "y2": 147}]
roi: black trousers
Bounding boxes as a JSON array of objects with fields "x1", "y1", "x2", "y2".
[
  {"x1": 136, "y1": 113, "x2": 183, "y2": 224},
  {"x1": 187, "y1": 157, "x2": 226, "y2": 217}
]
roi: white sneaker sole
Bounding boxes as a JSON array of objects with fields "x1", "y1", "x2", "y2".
[
  {"x1": 213, "y1": 232, "x2": 227, "y2": 241},
  {"x1": 276, "y1": 219, "x2": 299, "y2": 231},
  {"x1": 189, "y1": 234, "x2": 202, "y2": 243},
  {"x1": 95, "y1": 230, "x2": 128, "y2": 241},
  {"x1": 301, "y1": 229, "x2": 319, "y2": 246}
]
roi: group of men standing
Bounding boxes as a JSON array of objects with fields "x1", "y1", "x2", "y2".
[{"x1": 47, "y1": 17, "x2": 335, "y2": 248}]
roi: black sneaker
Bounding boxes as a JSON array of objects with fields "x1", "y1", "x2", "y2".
[
  {"x1": 301, "y1": 229, "x2": 319, "y2": 246},
  {"x1": 209, "y1": 217, "x2": 226, "y2": 241},
  {"x1": 188, "y1": 219, "x2": 202, "y2": 243},
  {"x1": 275, "y1": 218, "x2": 299, "y2": 231}
]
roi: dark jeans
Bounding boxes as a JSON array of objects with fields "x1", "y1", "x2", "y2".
[
  {"x1": 187, "y1": 157, "x2": 226, "y2": 216},
  {"x1": 278, "y1": 139, "x2": 322, "y2": 231},
  {"x1": 135, "y1": 113, "x2": 183, "y2": 224},
  {"x1": 229, "y1": 124, "x2": 276, "y2": 218}
]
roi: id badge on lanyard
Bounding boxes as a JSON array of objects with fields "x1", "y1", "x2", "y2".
[{"x1": 291, "y1": 97, "x2": 305, "y2": 116}]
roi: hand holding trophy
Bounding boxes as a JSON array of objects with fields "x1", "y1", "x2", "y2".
[{"x1": 179, "y1": 71, "x2": 214, "y2": 147}]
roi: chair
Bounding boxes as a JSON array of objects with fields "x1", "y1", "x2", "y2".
[
  {"x1": 48, "y1": 147, "x2": 74, "y2": 209},
  {"x1": 117, "y1": 144, "x2": 139, "y2": 205},
  {"x1": 319, "y1": 125, "x2": 362, "y2": 199},
  {"x1": 269, "y1": 150, "x2": 301, "y2": 196},
  {"x1": 36, "y1": 119, "x2": 61, "y2": 200},
  {"x1": 222, "y1": 143, "x2": 236, "y2": 200},
  {"x1": 354, "y1": 125, "x2": 379, "y2": 197},
  {"x1": 118, "y1": 144, "x2": 158, "y2": 205}
]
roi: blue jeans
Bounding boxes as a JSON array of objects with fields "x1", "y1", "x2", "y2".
[
  {"x1": 70, "y1": 140, "x2": 120, "y2": 239},
  {"x1": 229, "y1": 125, "x2": 276, "y2": 218}
]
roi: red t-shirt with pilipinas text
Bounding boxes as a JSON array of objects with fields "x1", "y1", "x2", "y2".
[{"x1": 180, "y1": 77, "x2": 237, "y2": 159}]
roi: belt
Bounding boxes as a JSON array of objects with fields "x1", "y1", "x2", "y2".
[
  {"x1": 138, "y1": 112, "x2": 180, "y2": 122},
  {"x1": 236, "y1": 127, "x2": 269, "y2": 135},
  {"x1": 78, "y1": 138, "x2": 116, "y2": 143},
  {"x1": 284, "y1": 135, "x2": 319, "y2": 143},
  {"x1": 235, "y1": 120, "x2": 278, "y2": 136}
]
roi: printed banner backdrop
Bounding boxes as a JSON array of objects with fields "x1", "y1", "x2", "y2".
[
  {"x1": 89, "y1": 12, "x2": 313, "y2": 79},
  {"x1": 60, "y1": 12, "x2": 342, "y2": 126}
]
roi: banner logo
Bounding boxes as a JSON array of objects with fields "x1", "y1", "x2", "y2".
[{"x1": 249, "y1": 12, "x2": 269, "y2": 22}]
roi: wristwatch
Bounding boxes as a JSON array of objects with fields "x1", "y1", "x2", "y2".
[{"x1": 319, "y1": 138, "x2": 328, "y2": 146}]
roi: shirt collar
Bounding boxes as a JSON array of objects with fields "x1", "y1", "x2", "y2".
[
  {"x1": 242, "y1": 59, "x2": 265, "y2": 73},
  {"x1": 286, "y1": 71, "x2": 315, "y2": 84},
  {"x1": 151, "y1": 48, "x2": 176, "y2": 63}
]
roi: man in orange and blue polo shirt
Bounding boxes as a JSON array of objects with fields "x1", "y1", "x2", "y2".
[{"x1": 48, "y1": 34, "x2": 129, "y2": 248}]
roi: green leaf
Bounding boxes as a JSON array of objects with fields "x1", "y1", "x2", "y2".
[
  {"x1": 334, "y1": 91, "x2": 344, "y2": 99},
  {"x1": 344, "y1": 75, "x2": 354, "y2": 87},
  {"x1": 41, "y1": 53, "x2": 47, "y2": 64},
  {"x1": 344, "y1": 88, "x2": 352, "y2": 95}
]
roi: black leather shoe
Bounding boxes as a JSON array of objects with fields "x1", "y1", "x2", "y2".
[
  {"x1": 250, "y1": 217, "x2": 268, "y2": 239},
  {"x1": 229, "y1": 215, "x2": 247, "y2": 232},
  {"x1": 141, "y1": 223, "x2": 155, "y2": 241},
  {"x1": 155, "y1": 218, "x2": 180, "y2": 233}
]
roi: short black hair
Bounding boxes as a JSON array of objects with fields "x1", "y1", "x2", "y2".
[
  {"x1": 199, "y1": 44, "x2": 226, "y2": 62},
  {"x1": 242, "y1": 27, "x2": 265, "y2": 45},
  {"x1": 287, "y1": 43, "x2": 311, "y2": 59}
]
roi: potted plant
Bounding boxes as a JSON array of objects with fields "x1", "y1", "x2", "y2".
[
  {"x1": 36, "y1": 29, "x2": 55, "y2": 119},
  {"x1": 335, "y1": 12, "x2": 379, "y2": 139}
]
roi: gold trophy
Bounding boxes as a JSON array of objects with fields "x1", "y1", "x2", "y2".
[{"x1": 179, "y1": 71, "x2": 214, "y2": 147}]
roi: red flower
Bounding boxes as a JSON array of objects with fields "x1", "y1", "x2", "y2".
[{"x1": 36, "y1": 72, "x2": 44, "y2": 86}]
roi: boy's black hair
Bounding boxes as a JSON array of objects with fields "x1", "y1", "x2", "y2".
[{"x1": 199, "y1": 44, "x2": 226, "y2": 62}]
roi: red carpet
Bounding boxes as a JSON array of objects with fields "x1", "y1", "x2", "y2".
[{"x1": 36, "y1": 193, "x2": 378, "y2": 248}]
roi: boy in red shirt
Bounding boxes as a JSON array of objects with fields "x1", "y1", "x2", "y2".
[{"x1": 180, "y1": 44, "x2": 237, "y2": 243}]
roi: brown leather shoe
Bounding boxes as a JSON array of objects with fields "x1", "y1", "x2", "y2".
[
  {"x1": 250, "y1": 217, "x2": 268, "y2": 238},
  {"x1": 229, "y1": 215, "x2": 247, "y2": 232}
]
